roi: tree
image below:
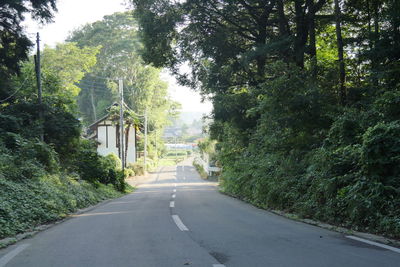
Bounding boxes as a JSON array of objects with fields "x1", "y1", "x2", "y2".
[
  {"x1": 0, "y1": 0, "x2": 57, "y2": 99},
  {"x1": 131, "y1": 0, "x2": 400, "y2": 238},
  {"x1": 68, "y1": 12, "x2": 180, "y2": 158},
  {"x1": 42, "y1": 43, "x2": 101, "y2": 98}
]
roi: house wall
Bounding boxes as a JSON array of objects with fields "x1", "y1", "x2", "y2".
[
  {"x1": 126, "y1": 126, "x2": 136, "y2": 164},
  {"x1": 98, "y1": 124, "x2": 118, "y2": 157},
  {"x1": 96, "y1": 123, "x2": 136, "y2": 165}
]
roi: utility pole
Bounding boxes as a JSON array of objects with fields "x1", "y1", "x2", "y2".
[
  {"x1": 119, "y1": 78, "x2": 125, "y2": 170},
  {"x1": 36, "y1": 33, "x2": 42, "y2": 105},
  {"x1": 155, "y1": 128, "x2": 158, "y2": 163},
  {"x1": 144, "y1": 107, "x2": 148, "y2": 173},
  {"x1": 34, "y1": 32, "x2": 43, "y2": 141}
]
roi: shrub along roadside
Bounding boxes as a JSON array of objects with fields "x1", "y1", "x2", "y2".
[
  {"x1": 193, "y1": 160, "x2": 208, "y2": 179},
  {"x1": 0, "y1": 174, "x2": 132, "y2": 240}
]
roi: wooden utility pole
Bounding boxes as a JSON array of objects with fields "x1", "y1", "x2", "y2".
[
  {"x1": 35, "y1": 32, "x2": 44, "y2": 141},
  {"x1": 144, "y1": 107, "x2": 148, "y2": 173},
  {"x1": 155, "y1": 128, "x2": 158, "y2": 163},
  {"x1": 119, "y1": 78, "x2": 125, "y2": 170},
  {"x1": 36, "y1": 33, "x2": 42, "y2": 105}
]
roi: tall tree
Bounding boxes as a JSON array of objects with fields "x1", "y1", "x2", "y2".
[
  {"x1": 334, "y1": 0, "x2": 346, "y2": 104},
  {"x1": 69, "y1": 12, "x2": 179, "y2": 158},
  {"x1": 0, "y1": 0, "x2": 57, "y2": 101}
]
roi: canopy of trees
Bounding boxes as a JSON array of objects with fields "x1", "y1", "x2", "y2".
[
  {"x1": 68, "y1": 12, "x2": 180, "y2": 159},
  {"x1": 0, "y1": 0, "x2": 57, "y2": 107},
  {"x1": 131, "y1": 0, "x2": 400, "y2": 238}
]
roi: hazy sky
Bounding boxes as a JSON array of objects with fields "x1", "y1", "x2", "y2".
[{"x1": 23, "y1": 0, "x2": 212, "y2": 113}]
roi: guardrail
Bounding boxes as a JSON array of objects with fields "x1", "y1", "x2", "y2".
[{"x1": 194, "y1": 157, "x2": 221, "y2": 176}]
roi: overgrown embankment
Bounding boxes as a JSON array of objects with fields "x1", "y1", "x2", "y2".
[
  {"x1": 0, "y1": 102, "x2": 132, "y2": 241},
  {"x1": 217, "y1": 64, "x2": 400, "y2": 240},
  {"x1": 0, "y1": 175, "x2": 126, "y2": 240}
]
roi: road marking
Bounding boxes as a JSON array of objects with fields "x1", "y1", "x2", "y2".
[
  {"x1": 170, "y1": 201, "x2": 175, "y2": 208},
  {"x1": 173, "y1": 189, "x2": 176, "y2": 193},
  {"x1": 213, "y1": 265, "x2": 225, "y2": 267},
  {"x1": 346, "y1": 236, "x2": 400, "y2": 254},
  {"x1": 172, "y1": 215, "x2": 189, "y2": 231},
  {"x1": 174, "y1": 183, "x2": 177, "y2": 187},
  {"x1": 0, "y1": 244, "x2": 30, "y2": 267},
  {"x1": 172, "y1": 194, "x2": 176, "y2": 198}
]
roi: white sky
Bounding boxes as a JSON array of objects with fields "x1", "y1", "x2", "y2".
[{"x1": 23, "y1": 0, "x2": 212, "y2": 114}]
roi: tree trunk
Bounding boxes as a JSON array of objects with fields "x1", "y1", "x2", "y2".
[
  {"x1": 307, "y1": 0, "x2": 317, "y2": 78},
  {"x1": 90, "y1": 83, "x2": 97, "y2": 122},
  {"x1": 277, "y1": 0, "x2": 291, "y2": 63},
  {"x1": 294, "y1": 0, "x2": 308, "y2": 68},
  {"x1": 125, "y1": 124, "x2": 130, "y2": 166},
  {"x1": 334, "y1": 0, "x2": 346, "y2": 105},
  {"x1": 116, "y1": 124, "x2": 121, "y2": 159}
]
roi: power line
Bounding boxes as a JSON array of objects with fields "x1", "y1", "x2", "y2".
[
  {"x1": 77, "y1": 80, "x2": 112, "y2": 88},
  {"x1": 0, "y1": 77, "x2": 30, "y2": 103},
  {"x1": 76, "y1": 83, "x2": 113, "y2": 92},
  {"x1": 78, "y1": 81, "x2": 111, "y2": 87},
  {"x1": 85, "y1": 73, "x2": 116, "y2": 81}
]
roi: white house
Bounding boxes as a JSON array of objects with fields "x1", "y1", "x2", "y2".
[{"x1": 88, "y1": 114, "x2": 137, "y2": 165}]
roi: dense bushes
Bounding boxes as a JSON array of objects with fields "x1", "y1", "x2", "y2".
[
  {"x1": 0, "y1": 101, "x2": 132, "y2": 240},
  {"x1": 217, "y1": 65, "x2": 400, "y2": 239},
  {"x1": 0, "y1": 175, "x2": 124, "y2": 239}
]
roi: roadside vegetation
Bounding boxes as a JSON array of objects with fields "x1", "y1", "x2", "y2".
[
  {"x1": 159, "y1": 150, "x2": 192, "y2": 166},
  {"x1": 132, "y1": 0, "x2": 400, "y2": 239},
  {"x1": 193, "y1": 161, "x2": 208, "y2": 179},
  {"x1": 0, "y1": 4, "x2": 173, "y2": 240}
]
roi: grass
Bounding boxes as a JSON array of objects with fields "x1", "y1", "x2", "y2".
[
  {"x1": 157, "y1": 150, "x2": 190, "y2": 167},
  {"x1": 158, "y1": 158, "x2": 177, "y2": 166}
]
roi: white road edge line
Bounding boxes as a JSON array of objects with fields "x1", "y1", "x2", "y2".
[
  {"x1": 170, "y1": 201, "x2": 175, "y2": 208},
  {"x1": 172, "y1": 215, "x2": 189, "y2": 231},
  {"x1": 212, "y1": 264, "x2": 225, "y2": 267},
  {"x1": 346, "y1": 236, "x2": 400, "y2": 254},
  {"x1": 173, "y1": 189, "x2": 176, "y2": 193},
  {"x1": 172, "y1": 194, "x2": 176, "y2": 198},
  {"x1": 0, "y1": 244, "x2": 30, "y2": 267}
]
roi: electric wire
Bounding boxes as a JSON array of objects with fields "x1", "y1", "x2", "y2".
[
  {"x1": 0, "y1": 76, "x2": 30, "y2": 103},
  {"x1": 84, "y1": 73, "x2": 117, "y2": 81}
]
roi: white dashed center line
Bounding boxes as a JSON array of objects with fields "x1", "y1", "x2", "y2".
[
  {"x1": 212, "y1": 264, "x2": 226, "y2": 267},
  {"x1": 173, "y1": 189, "x2": 176, "y2": 193},
  {"x1": 0, "y1": 244, "x2": 30, "y2": 267},
  {"x1": 172, "y1": 194, "x2": 176, "y2": 199},
  {"x1": 170, "y1": 201, "x2": 175, "y2": 208},
  {"x1": 172, "y1": 215, "x2": 189, "y2": 231}
]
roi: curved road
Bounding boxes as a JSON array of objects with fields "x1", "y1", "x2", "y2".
[{"x1": 1, "y1": 158, "x2": 399, "y2": 267}]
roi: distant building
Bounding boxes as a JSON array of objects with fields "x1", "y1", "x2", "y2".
[{"x1": 87, "y1": 114, "x2": 137, "y2": 165}]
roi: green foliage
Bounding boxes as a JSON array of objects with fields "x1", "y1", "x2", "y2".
[
  {"x1": 127, "y1": 162, "x2": 145, "y2": 176},
  {"x1": 41, "y1": 43, "x2": 101, "y2": 97},
  {"x1": 0, "y1": 0, "x2": 56, "y2": 87},
  {"x1": 68, "y1": 12, "x2": 179, "y2": 159},
  {"x1": 0, "y1": 174, "x2": 124, "y2": 239},
  {"x1": 132, "y1": 0, "x2": 400, "y2": 238},
  {"x1": 361, "y1": 121, "x2": 400, "y2": 182},
  {"x1": 193, "y1": 161, "x2": 208, "y2": 179}
]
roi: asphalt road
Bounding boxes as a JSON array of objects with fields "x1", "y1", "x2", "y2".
[{"x1": 1, "y1": 158, "x2": 399, "y2": 267}]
